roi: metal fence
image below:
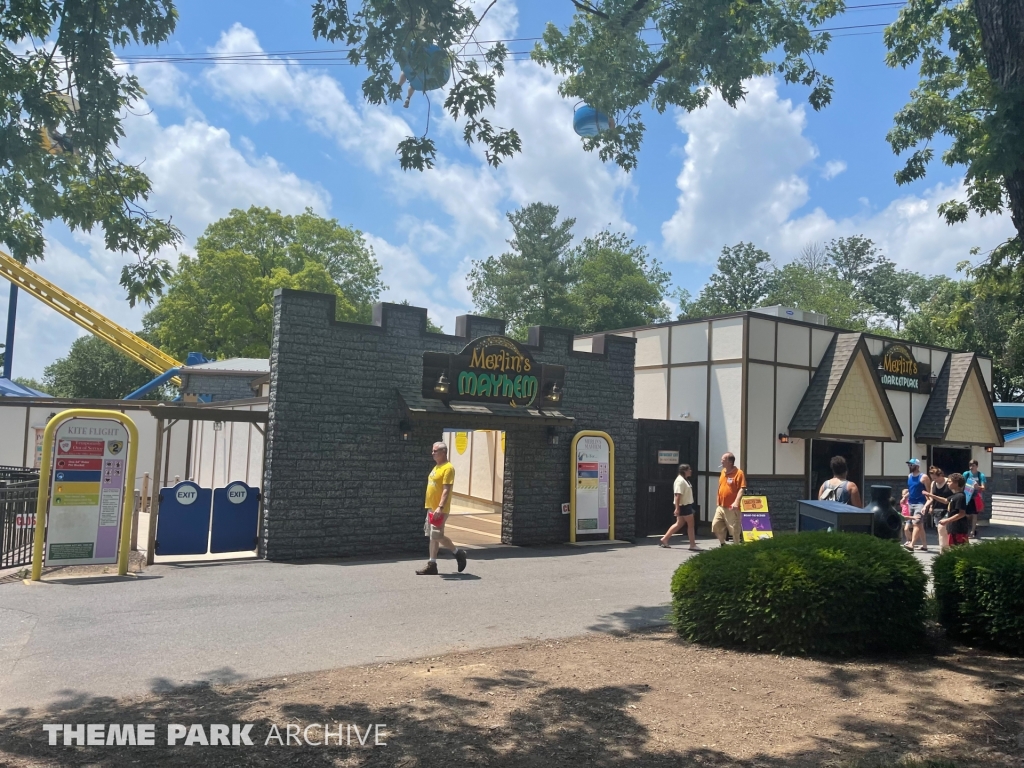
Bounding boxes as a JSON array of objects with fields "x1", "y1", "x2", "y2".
[{"x1": 1, "y1": 478, "x2": 38, "y2": 569}]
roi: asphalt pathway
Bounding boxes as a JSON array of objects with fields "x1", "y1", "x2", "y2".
[{"x1": 0, "y1": 538, "x2": 698, "y2": 713}]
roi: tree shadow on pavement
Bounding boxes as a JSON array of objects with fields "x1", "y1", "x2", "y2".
[{"x1": 1, "y1": 641, "x2": 1022, "y2": 767}]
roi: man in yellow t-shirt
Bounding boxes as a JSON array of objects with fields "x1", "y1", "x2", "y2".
[
  {"x1": 711, "y1": 452, "x2": 746, "y2": 546},
  {"x1": 416, "y1": 441, "x2": 467, "y2": 575}
]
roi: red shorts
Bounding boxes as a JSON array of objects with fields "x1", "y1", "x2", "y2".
[{"x1": 948, "y1": 532, "x2": 970, "y2": 546}]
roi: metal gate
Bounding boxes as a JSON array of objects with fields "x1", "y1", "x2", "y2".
[
  {"x1": 155, "y1": 480, "x2": 260, "y2": 557},
  {"x1": 155, "y1": 481, "x2": 212, "y2": 555},
  {"x1": 635, "y1": 419, "x2": 700, "y2": 537},
  {"x1": 1, "y1": 478, "x2": 39, "y2": 569},
  {"x1": 210, "y1": 481, "x2": 260, "y2": 553}
]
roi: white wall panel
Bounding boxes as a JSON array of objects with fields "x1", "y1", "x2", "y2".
[
  {"x1": 811, "y1": 329, "x2": 835, "y2": 368},
  {"x1": 777, "y1": 323, "x2": 810, "y2": 366},
  {"x1": 866, "y1": 337, "x2": 883, "y2": 356},
  {"x1": 775, "y1": 367, "x2": 809, "y2": 474},
  {"x1": 634, "y1": 328, "x2": 668, "y2": 367},
  {"x1": 931, "y1": 350, "x2": 948, "y2": 376},
  {"x1": 974, "y1": 448, "x2": 992, "y2": 475},
  {"x1": 864, "y1": 439, "x2": 882, "y2": 477},
  {"x1": 708, "y1": 363, "x2": 743, "y2": 467},
  {"x1": 979, "y1": 357, "x2": 993, "y2": 390},
  {"x1": 572, "y1": 337, "x2": 593, "y2": 352},
  {"x1": 445, "y1": 432, "x2": 472, "y2": 495},
  {"x1": 635, "y1": 369, "x2": 668, "y2": 420},
  {"x1": 0, "y1": 407, "x2": 26, "y2": 465},
  {"x1": 748, "y1": 317, "x2": 776, "y2": 362},
  {"x1": 711, "y1": 317, "x2": 744, "y2": 360},
  {"x1": 746, "y1": 363, "x2": 775, "y2": 474},
  {"x1": 470, "y1": 430, "x2": 498, "y2": 502},
  {"x1": 884, "y1": 391, "x2": 912, "y2": 476},
  {"x1": 670, "y1": 365, "x2": 707, "y2": 470},
  {"x1": 671, "y1": 322, "x2": 709, "y2": 363},
  {"x1": 697, "y1": 475, "x2": 708, "y2": 520},
  {"x1": 911, "y1": 392, "x2": 929, "y2": 462}
]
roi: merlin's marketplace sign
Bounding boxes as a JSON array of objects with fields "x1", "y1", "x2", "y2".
[
  {"x1": 873, "y1": 343, "x2": 931, "y2": 394},
  {"x1": 422, "y1": 336, "x2": 565, "y2": 409}
]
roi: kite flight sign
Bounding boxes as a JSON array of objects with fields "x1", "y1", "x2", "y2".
[{"x1": 30, "y1": 410, "x2": 139, "y2": 580}]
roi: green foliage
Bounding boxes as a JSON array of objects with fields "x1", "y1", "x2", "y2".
[
  {"x1": 146, "y1": 207, "x2": 384, "y2": 360},
  {"x1": 567, "y1": 230, "x2": 670, "y2": 333},
  {"x1": 467, "y1": 203, "x2": 670, "y2": 338},
  {"x1": 43, "y1": 335, "x2": 162, "y2": 399},
  {"x1": 676, "y1": 237, "x2": 947, "y2": 336},
  {"x1": 885, "y1": 0, "x2": 1024, "y2": 262},
  {"x1": 311, "y1": 0, "x2": 520, "y2": 172},
  {"x1": 468, "y1": 203, "x2": 577, "y2": 339},
  {"x1": 533, "y1": 0, "x2": 842, "y2": 171},
  {"x1": 932, "y1": 538, "x2": 1024, "y2": 655},
  {"x1": 675, "y1": 242, "x2": 773, "y2": 318},
  {"x1": 904, "y1": 263, "x2": 1024, "y2": 400},
  {"x1": 1, "y1": 0, "x2": 182, "y2": 304},
  {"x1": 670, "y1": 532, "x2": 927, "y2": 656},
  {"x1": 13, "y1": 377, "x2": 52, "y2": 394}
]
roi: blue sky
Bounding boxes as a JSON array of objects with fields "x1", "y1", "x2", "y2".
[{"x1": 4, "y1": 0, "x2": 1015, "y2": 381}]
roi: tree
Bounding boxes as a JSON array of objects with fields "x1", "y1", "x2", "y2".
[
  {"x1": 146, "y1": 207, "x2": 384, "y2": 360},
  {"x1": 765, "y1": 246, "x2": 867, "y2": 330},
  {"x1": 311, "y1": 0, "x2": 520, "y2": 171},
  {"x1": 885, "y1": 0, "x2": 1024, "y2": 263},
  {"x1": 905, "y1": 264, "x2": 1024, "y2": 401},
  {"x1": 467, "y1": 203, "x2": 578, "y2": 338},
  {"x1": 1, "y1": 1, "x2": 182, "y2": 305},
  {"x1": 567, "y1": 230, "x2": 670, "y2": 332},
  {"x1": 14, "y1": 376, "x2": 52, "y2": 394},
  {"x1": 675, "y1": 242, "x2": 774, "y2": 318},
  {"x1": 43, "y1": 335, "x2": 162, "y2": 399}
]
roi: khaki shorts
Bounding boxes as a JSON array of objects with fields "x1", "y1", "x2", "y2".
[
  {"x1": 424, "y1": 511, "x2": 446, "y2": 540},
  {"x1": 711, "y1": 505, "x2": 741, "y2": 539}
]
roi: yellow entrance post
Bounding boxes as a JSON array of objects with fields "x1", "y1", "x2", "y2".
[
  {"x1": 569, "y1": 430, "x2": 616, "y2": 543},
  {"x1": 30, "y1": 409, "x2": 140, "y2": 581}
]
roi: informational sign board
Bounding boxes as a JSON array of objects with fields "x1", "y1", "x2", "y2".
[
  {"x1": 44, "y1": 417, "x2": 131, "y2": 566},
  {"x1": 570, "y1": 431, "x2": 615, "y2": 540},
  {"x1": 740, "y1": 495, "x2": 774, "y2": 542},
  {"x1": 657, "y1": 450, "x2": 679, "y2": 465}
]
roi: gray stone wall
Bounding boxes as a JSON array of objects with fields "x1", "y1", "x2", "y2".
[
  {"x1": 182, "y1": 373, "x2": 257, "y2": 402},
  {"x1": 744, "y1": 476, "x2": 805, "y2": 532},
  {"x1": 262, "y1": 290, "x2": 637, "y2": 560}
]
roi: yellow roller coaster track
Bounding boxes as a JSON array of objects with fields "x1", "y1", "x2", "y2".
[{"x1": 0, "y1": 249, "x2": 183, "y2": 387}]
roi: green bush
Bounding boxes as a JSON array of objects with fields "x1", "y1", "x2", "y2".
[
  {"x1": 670, "y1": 532, "x2": 927, "y2": 656},
  {"x1": 933, "y1": 538, "x2": 1024, "y2": 655}
]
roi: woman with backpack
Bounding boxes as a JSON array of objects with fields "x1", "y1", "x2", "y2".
[{"x1": 818, "y1": 455, "x2": 862, "y2": 507}]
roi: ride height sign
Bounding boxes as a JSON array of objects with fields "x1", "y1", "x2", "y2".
[{"x1": 45, "y1": 418, "x2": 130, "y2": 566}]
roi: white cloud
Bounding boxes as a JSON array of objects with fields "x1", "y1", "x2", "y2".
[
  {"x1": 661, "y1": 76, "x2": 1016, "y2": 275},
  {"x1": 822, "y1": 160, "x2": 847, "y2": 180}
]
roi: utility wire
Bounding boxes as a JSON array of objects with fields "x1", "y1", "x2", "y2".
[{"x1": 25, "y1": 2, "x2": 905, "y2": 68}]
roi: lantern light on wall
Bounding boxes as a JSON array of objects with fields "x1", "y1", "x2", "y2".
[
  {"x1": 778, "y1": 433, "x2": 790, "y2": 444},
  {"x1": 399, "y1": 420, "x2": 412, "y2": 441}
]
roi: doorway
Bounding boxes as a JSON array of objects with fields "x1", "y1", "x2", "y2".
[
  {"x1": 930, "y1": 446, "x2": 972, "y2": 476},
  {"x1": 441, "y1": 429, "x2": 507, "y2": 549},
  {"x1": 635, "y1": 419, "x2": 700, "y2": 537},
  {"x1": 810, "y1": 440, "x2": 864, "y2": 504}
]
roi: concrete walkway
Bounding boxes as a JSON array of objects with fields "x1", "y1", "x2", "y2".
[{"x1": 0, "y1": 538, "x2": 702, "y2": 713}]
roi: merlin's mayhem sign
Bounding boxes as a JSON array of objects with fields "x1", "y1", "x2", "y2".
[
  {"x1": 873, "y1": 342, "x2": 931, "y2": 394},
  {"x1": 423, "y1": 336, "x2": 566, "y2": 408}
]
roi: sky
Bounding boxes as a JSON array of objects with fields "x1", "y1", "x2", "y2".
[{"x1": 2, "y1": 0, "x2": 1016, "y2": 382}]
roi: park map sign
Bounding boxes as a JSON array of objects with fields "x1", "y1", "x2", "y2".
[{"x1": 423, "y1": 336, "x2": 566, "y2": 409}]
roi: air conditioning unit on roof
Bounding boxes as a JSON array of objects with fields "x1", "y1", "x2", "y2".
[{"x1": 751, "y1": 305, "x2": 827, "y2": 326}]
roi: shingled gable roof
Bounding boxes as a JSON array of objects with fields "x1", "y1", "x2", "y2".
[
  {"x1": 915, "y1": 353, "x2": 1004, "y2": 446},
  {"x1": 788, "y1": 333, "x2": 903, "y2": 441}
]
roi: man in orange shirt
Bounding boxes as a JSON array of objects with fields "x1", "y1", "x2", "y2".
[{"x1": 712, "y1": 452, "x2": 745, "y2": 546}]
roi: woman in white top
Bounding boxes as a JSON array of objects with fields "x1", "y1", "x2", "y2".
[{"x1": 660, "y1": 464, "x2": 699, "y2": 551}]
